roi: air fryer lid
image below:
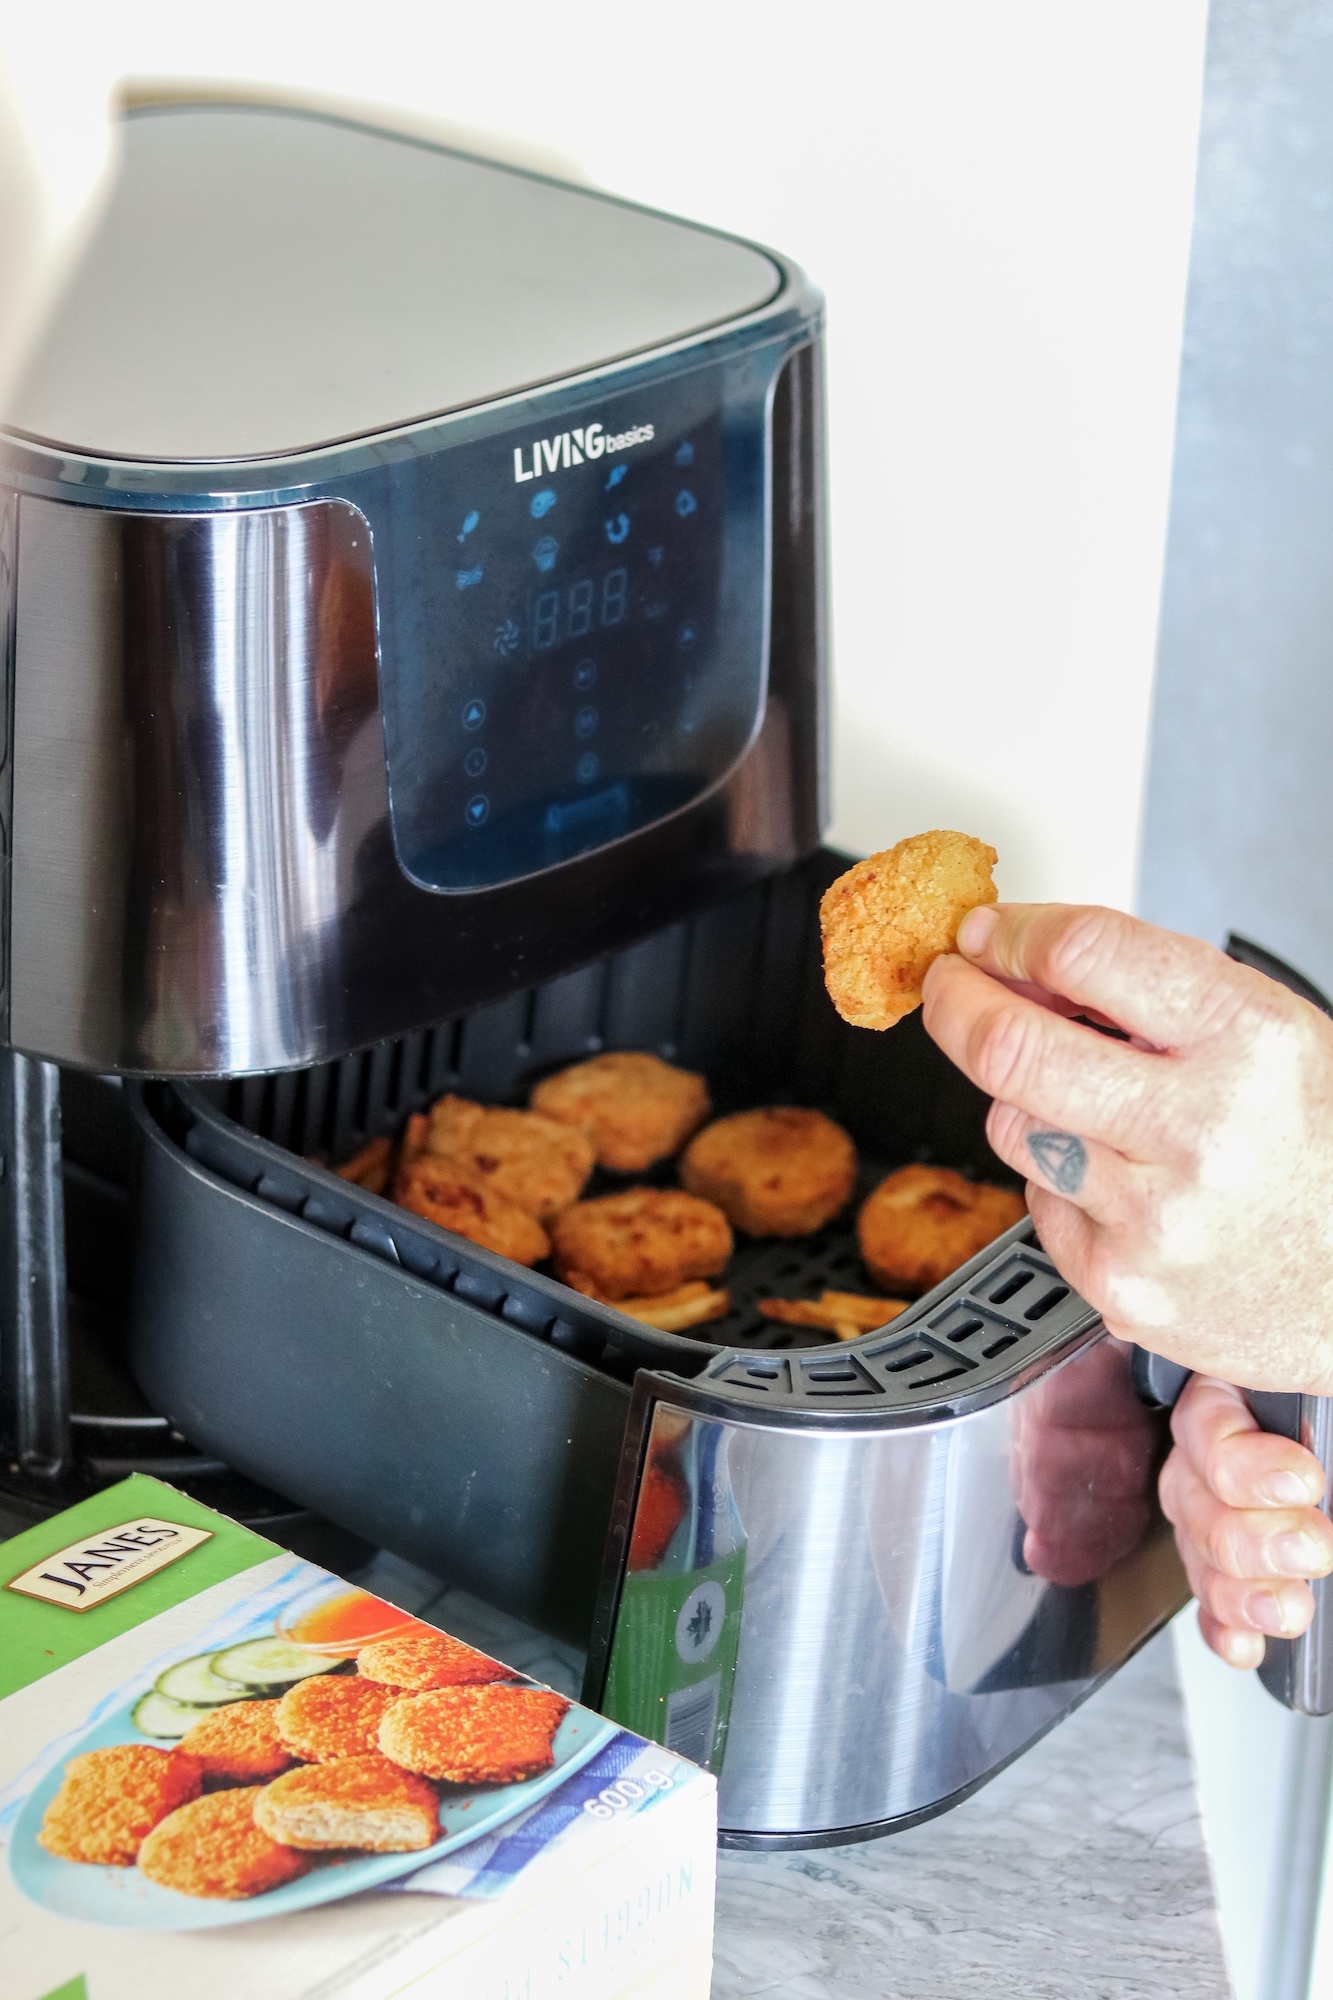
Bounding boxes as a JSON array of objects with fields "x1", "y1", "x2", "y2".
[{"x1": 5, "y1": 104, "x2": 782, "y2": 463}]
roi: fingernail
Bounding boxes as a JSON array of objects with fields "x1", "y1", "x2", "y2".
[
  {"x1": 1261, "y1": 1470, "x2": 1322, "y2": 1506},
  {"x1": 957, "y1": 907, "x2": 998, "y2": 957},
  {"x1": 1220, "y1": 1628, "x2": 1265, "y2": 1669},
  {"x1": 1270, "y1": 1531, "x2": 1332, "y2": 1577},
  {"x1": 1245, "y1": 1589, "x2": 1304, "y2": 1636}
]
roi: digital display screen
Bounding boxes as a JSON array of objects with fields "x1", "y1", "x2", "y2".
[{"x1": 381, "y1": 366, "x2": 765, "y2": 891}]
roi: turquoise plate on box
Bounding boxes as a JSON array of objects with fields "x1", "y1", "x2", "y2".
[{"x1": 10, "y1": 1695, "x2": 618, "y2": 1930}]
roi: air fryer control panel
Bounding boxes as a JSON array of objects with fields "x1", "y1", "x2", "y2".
[{"x1": 378, "y1": 359, "x2": 769, "y2": 891}]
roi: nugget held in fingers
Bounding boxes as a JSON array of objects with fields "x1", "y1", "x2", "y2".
[
  {"x1": 379, "y1": 1684, "x2": 570, "y2": 1786},
  {"x1": 254, "y1": 1754, "x2": 439, "y2": 1852},
  {"x1": 820, "y1": 831, "x2": 998, "y2": 1029},
  {"x1": 680, "y1": 1107, "x2": 857, "y2": 1235},
  {"x1": 551, "y1": 1187, "x2": 732, "y2": 1300},
  {"x1": 38, "y1": 1745, "x2": 202, "y2": 1866},
  {"x1": 424, "y1": 1096, "x2": 594, "y2": 1221},
  {"x1": 858, "y1": 1164, "x2": 1026, "y2": 1293},
  {"x1": 531, "y1": 1052, "x2": 710, "y2": 1171},
  {"x1": 394, "y1": 1155, "x2": 550, "y2": 1266}
]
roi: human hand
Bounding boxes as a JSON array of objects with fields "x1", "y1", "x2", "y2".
[
  {"x1": 1159, "y1": 1375, "x2": 1333, "y2": 1666},
  {"x1": 1011, "y1": 1335, "x2": 1159, "y2": 1586},
  {"x1": 920, "y1": 902, "x2": 1333, "y2": 1392}
]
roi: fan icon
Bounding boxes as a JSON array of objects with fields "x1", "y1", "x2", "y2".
[{"x1": 493, "y1": 619, "x2": 521, "y2": 657}]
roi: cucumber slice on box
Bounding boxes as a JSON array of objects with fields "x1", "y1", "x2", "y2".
[
  {"x1": 209, "y1": 1638, "x2": 344, "y2": 1687},
  {"x1": 155, "y1": 1652, "x2": 247, "y2": 1706},
  {"x1": 133, "y1": 1690, "x2": 210, "y2": 1739}
]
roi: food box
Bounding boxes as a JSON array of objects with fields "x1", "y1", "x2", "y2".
[{"x1": 0, "y1": 1475, "x2": 717, "y2": 2000}]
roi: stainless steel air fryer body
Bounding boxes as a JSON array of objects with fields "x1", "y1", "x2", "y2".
[
  {"x1": 586, "y1": 1231, "x2": 1187, "y2": 1845},
  {"x1": 0, "y1": 103, "x2": 825, "y2": 1076}
]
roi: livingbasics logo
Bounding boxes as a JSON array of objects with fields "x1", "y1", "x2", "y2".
[{"x1": 513, "y1": 419, "x2": 655, "y2": 482}]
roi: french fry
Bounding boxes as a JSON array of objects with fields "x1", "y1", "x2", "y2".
[
  {"x1": 614, "y1": 1282, "x2": 731, "y2": 1332},
  {"x1": 334, "y1": 1135, "x2": 393, "y2": 1195},
  {"x1": 757, "y1": 1290, "x2": 910, "y2": 1341}
]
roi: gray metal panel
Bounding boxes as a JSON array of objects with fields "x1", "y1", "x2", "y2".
[
  {"x1": 6, "y1": 105, "x2": 781, "y2": 464},
  {"x1": 1140, "y1": 3, "x2": 1333, "y2": 989}
]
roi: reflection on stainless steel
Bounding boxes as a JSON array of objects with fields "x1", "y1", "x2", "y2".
[
  {"x1": 11, "y1": 497, "x2": 383, "y2": 1074},
  {"x1": 606, "y1": 1332, "x2": 1186, "y2": 1841}
]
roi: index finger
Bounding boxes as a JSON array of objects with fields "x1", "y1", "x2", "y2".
[{"x1": 955, "y1": 904, "x2": 1243, "y2": 1052}]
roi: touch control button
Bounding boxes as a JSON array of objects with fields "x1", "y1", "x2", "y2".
[
  {"x1": 464, "y1": 747, "x2": 487, "y2": 778},
  {"x1": 465, "y1": 795, "x2": 490, "y2": 827},
  {"x1": 576, "y1": 753, "x2": 600, "y2": 784},
  {"x1": 574, "y1": 659, "x2": 596, "y2": 691},
  {"x1": 575, "y1": 707, "x2": 598, "y2": 739},
  {"x1": 462, "y1": 699, "x2": 486, "y2": 730}
]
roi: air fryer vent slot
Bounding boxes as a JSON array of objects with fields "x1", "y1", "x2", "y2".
[{"x1": 703, "y1": 1241, "x2": 1098, "y2": 1414}]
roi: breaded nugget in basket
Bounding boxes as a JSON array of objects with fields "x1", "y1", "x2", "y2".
[
  {"x1": 530, "y1": 1052, "x2": 710, "y2": 1172},
  {"x1": 277, "y1": 1673, "x2": 398, "y2": 1761},
  {"x1": 253, "y1": 1754, "x2": 438, "y2": 1852},
  {"x1": 757, "y1": 1290, "x2": 911, "y2": 1341},
  {"x1": 177, "y1": 1699, "x2": 295, "y2": 1786},
  {"x1": 379, "y1": 1684, "x2": 570, "y2": 1786},
  {"x1": 820, "y1": 831, "x2": 999, "y2": 1030},
  {"x1": 551, "y1": 1187, "x2": 732, "y2": 1301},
  {"x1": 394, "y1": 1155, "x2": 550, "y2": 1267},
  {"x1": 357, "y1": 1629, "x2": 508, "y2": 1692},
  {"x1": 424, "y1": 1095, "x2": 594, "y2": 1222},
  {"x1": 38, "y1": 1743, "x2": 202, "y2": 1866},
  {"x1": 137, "y1": 1787, "x2": 311, "y2": 1899},
  {"x1": 680, "y1": 1107, "x2": 857, "y2": 1236},
  {"x1": 858, "y1": 1164, "x2": 1027, "y2": 1293}
]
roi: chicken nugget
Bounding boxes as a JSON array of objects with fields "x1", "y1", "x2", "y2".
[
  {"x1": 177, "y1": 1699, "x2": 295, "y2": 1786},
  {"x1": 277, "y1": 1672, "x2": 399, "y2": 1761},
  {"x1": 424, "y1": 1095, "x2": 594, "y2": 1221},
  {"x1": 551, "y1": 1187, "x2": 732, "y2": 1301},
  {"x1": 858, "y1": 1164, "x2": 1027, "y2": 1293},
  {"x1": 253, "y1": 1753, "x2": 438, "y2": 1852},
  {"x1": 680, "y1": 1107, "x2": 857, "y2": 1236},
  {"x1": 137, "y1": 1787, "x2": 311, "y2": 1900},
  {"x1": 530, "y1": 1052, "x2": 710, "y2": 1172},
  {"x1": 820, "y1": 831, "x2": 999, "y2": 1030},
  {"x1": 394, "y1": 1155, "x2": 550, "y2": 1267},
  {"x1": 378, "y1": 1685, "x2": 570, "y2": 1786},
  {"x1": 38, "y1": 1743, "x2": 202, "y2": 1866},
  {"x1": 757, "y1": 1290, "x2": 911, "y2": 1341},
  {"x1": 356, "y1": 1629, "x2": 508, "y2": 1692}
]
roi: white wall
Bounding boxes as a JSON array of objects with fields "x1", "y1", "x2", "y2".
[{"x1": 5, "y1": 0, "x2": 1208, "y2": 910}]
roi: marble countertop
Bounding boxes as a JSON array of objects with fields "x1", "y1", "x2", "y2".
[
  {"x1": 711, "y1": 1628, "x2": 1230, "y2": 2000},
  {"x1": 352, "y1": 1557, "x2": 1229, "y2": 1999}
]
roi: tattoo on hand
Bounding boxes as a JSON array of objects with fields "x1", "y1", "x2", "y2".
[{"x1": 1027, "y1": 1130, "x2": 1088, "y2": 1195}]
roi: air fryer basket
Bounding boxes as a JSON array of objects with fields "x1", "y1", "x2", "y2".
[{"x1": 130, "y1": 848, "x2": 1030, "y2": 1644}]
